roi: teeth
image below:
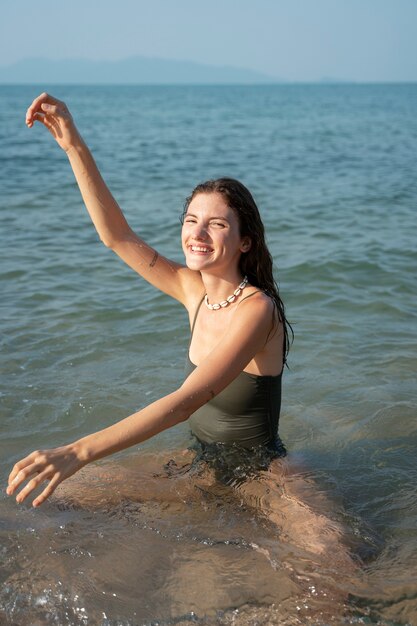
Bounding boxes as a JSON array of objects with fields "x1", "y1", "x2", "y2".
[{"x1": 191, "y1": 246, "x2": 212, "y2": 253}]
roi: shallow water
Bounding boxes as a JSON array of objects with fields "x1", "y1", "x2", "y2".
[{"x1": 1, "y1": 84, "x2": 416, "y2": 624}]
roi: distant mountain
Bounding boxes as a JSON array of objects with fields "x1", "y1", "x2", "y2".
[
  {"x1": 318, "y1": 76, "x2": 355, "y2": 84},
  {"x1": 0, "y1": 56, "x2": 283, "y2": 85}
]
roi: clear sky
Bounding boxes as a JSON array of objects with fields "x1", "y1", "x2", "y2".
[{"x1": 1, "y1": 0, "x2": 416, "y2": 82}]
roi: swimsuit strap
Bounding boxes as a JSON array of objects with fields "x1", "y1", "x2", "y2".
[
  {"x1": 238, "y1": 290, "x2": 262, "y2": 304},
  {"x1": 190, "y1": 297, "x2": 205, "y2": 339}
]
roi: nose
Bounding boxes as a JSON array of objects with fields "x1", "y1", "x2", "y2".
[{"x1": 191, "y1": 222, "x2": 208, "y2": 240}]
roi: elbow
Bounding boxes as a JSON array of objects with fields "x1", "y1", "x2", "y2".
[
  {"x1": 100, "y1": 232, "x2": 125, "y2": 250},
  {"x1": 172, "y1": 401, "x2": 193, "y2": 425},
  {"x1": 176, "y1": 411, "x2": 190, "y2": 425},
  {"x1": 172, "y1": 386, "x2": 209, "y2": 424},
  {"x1": 101, "y1": 226, "x2": 133, "y2": 250},
  {"x1": 100, "y1": 235, "x2": 116, "y2": 249}
]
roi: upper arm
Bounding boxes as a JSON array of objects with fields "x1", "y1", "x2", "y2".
[
  {"x1": 177, "y1": 296, "x2": 276, "y2": 414},
  {"x1": 110, "y1": 228, "x2": 204, "y2": 306}
]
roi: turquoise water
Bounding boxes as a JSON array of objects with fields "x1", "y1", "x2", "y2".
[{"x1": 1, "y1": 84, "x2": 416, "y2": 624}]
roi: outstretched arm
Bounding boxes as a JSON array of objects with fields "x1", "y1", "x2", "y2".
[
  {"x1": 7, "y1": 295, "x2": 278, "y2": 507},
  {"x1": 25, "y1": 93, "x2": 203, "y2": 305}
]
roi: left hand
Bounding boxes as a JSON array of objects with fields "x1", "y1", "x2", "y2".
[{"x1": 6, "y1": 444, "x2": 85, "y2": 507}]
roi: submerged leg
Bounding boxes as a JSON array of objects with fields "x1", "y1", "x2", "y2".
[
  {"x1": 234, "y1": 455, "x2": 359, "y2": 571},
  {"x1": 231, "y1": 455, "x2": 363, "y2": 623},
  {"x1": 51, "y1": 447, "x2": 216, "y2": 512}
]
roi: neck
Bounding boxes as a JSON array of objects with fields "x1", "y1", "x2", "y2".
[
  {"x1": 201, "y1": 272, "x2": 248, "y2": 310},
  {"x1": 202, "y1": 272, "x2": 243, "y2": 298}
]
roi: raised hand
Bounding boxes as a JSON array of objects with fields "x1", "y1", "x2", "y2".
[
  {"x1": 25, "y1": 92, "x2": 82, "y2": 152},
  {"x1": 6, "y1": 444, "x2": 85, "y2": 507}
]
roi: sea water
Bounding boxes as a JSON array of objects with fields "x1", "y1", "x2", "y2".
[{"x1": 0, "y1": 84, "x2": 416, "y2": 624}]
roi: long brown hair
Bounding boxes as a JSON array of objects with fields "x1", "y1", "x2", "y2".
[{"x1": 183, "y1": 177, "x2": 293, "y2": 365}]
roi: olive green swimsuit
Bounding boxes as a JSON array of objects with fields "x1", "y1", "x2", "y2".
[{"x1": 185, "y1": 298, "x2": 286, "y2": 455}]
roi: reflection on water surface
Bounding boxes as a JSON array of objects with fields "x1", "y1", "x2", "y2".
[{"x1": 0, "y1": 447, "x2": 402, "y2": 625}]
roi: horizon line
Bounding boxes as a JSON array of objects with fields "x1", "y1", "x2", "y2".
[{"x1": 0, "y1": 80, "x2": 416, "y2": 86}]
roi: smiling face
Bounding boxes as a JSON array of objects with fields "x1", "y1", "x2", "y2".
[{"x1": 181, "y1": 192, "x2": 251, "y2": 276}]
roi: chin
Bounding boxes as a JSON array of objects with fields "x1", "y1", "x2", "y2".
[
  {"x1": 184, "y1": 252, "x2": 207, "y2": 268},
  {"x1": 186, "y1": 260, "x2": 207, "y2": 272}
]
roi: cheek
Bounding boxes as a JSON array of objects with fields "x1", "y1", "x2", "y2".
[
  {"x1": 181, "y1": 229, "x2": 193, "y2": 256},
  {"x1": 225, "y1": 232, "x2": 244, "y2": 252}
]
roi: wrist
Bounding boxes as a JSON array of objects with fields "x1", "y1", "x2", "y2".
[
  {"x1": 71, "y1": 438, "x2": 93, "y2": 465},
  {"x1": 64, "y1": 131, "x2": 86, "y2": 157}
]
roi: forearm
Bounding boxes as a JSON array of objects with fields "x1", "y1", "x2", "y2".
[
  {"x1": 66, "y1": 138, "x2": 131, "y2": 247},
  {"x1": 75, "y1": 390, "x2": 193, "y2": 464},
  {"x1": 7, "y1": 385, "x2": 203, "y2": 507}
]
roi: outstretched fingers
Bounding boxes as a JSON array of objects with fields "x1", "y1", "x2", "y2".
[
  {"x1": 32, "y1": 475, "x2": 62, "y2": 508},
  {"x1": 7, "y1": 444, "x2": 85, "y2": 507},
  {"x1": 13, "y1": 468, "x2": 55, "y2": 504},
  {"x1": 7, "y1": 454, "x2": 36, "y2": 490},
  {"x1": 7, "y1": 451, "x2": 50, "y2": 494},
  {"x1": 7, "y1": 459, "x2": 62, "y2": 506}
]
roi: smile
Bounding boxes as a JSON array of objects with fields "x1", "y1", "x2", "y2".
[{"x1": 189, "y1": 245, "x2": 213, "y2": 253}]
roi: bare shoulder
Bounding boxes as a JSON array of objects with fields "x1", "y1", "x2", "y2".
[
  {"x1": 180, "y1": 268, "x2": 206, "y2": 310},
  {"x1": 111, "y1": 229, "x2": 204, "y2": 306},
  {"x1": 238, "y1": 289, "x2": 277, "y2": 318},
  {"x1": 237, "y1": 290, "x2": 284, "y2": 341}
]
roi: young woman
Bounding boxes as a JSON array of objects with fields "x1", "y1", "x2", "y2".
[{"x1": 7, "y1": 93, "x2": 292, "y2": 509}]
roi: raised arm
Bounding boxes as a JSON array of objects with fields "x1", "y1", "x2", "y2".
[
  {"x1": 7, "y1": 295, "x2": 278, "y2": 507},
  {"x1": 25, "y1": 93, "x2": 203, "y2": 305}
]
